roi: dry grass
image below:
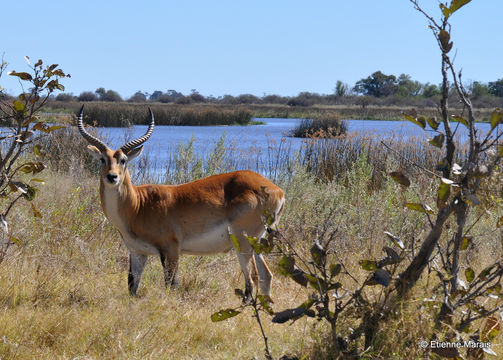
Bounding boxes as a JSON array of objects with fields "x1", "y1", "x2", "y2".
[
  {"x1": 1, "y1": 132, "x2": 502, "y2": 359},
  {"x1": 43, "y1": 102, "x2": 254, "y2": 127}
]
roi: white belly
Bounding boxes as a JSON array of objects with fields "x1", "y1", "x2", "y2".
[
  {"x1": 121, "y1": 232, "x2": 159, "y2": 255},
  {"x1": 180, "y1": 222, "x2": 233, "y2": 255}
]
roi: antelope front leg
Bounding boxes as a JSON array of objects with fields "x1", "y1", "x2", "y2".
[{"x1": 128, "y1": 251, "x2": 148, "y2": 296}]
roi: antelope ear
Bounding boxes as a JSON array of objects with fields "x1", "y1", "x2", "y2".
[
  {"x1": 126, "y1": 146, "x2": 144, "y2": 161},
  {"x1": 87, "y1": 145, "x2": 102, "y2": 160}
]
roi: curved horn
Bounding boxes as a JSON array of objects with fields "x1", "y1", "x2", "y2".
[
  {"x1": 120, "y1": 108, "x2": 155, "y2": 154},
  {"x1": 77, "y1": 105, "x2": 108, "y2": 151}
]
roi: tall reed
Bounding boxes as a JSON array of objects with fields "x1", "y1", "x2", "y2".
[
  {"x1": 290, "y1": 113, "x2": 347, "y2": 138},
  {"x1": 44, "y1": 102, "x2": 253, "y2": 127}
]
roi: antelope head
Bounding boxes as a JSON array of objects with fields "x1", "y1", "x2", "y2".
[{"x1": 77, "y1": 105, "x2": 155, "y2": 188}]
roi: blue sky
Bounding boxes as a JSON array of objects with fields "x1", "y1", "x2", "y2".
[{"x1": 1, "y1": 0, "x2": 501, "y2": 98}]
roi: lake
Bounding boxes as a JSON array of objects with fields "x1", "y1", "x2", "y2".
[{"x1": 98, "y1": 118, "x2": 494, "y2": 178}]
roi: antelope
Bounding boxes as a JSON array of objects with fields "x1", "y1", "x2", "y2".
[{"x1": 77, "y1": 106, "x2": 285, "y2": 297}]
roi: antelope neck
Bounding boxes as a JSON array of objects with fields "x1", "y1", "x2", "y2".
[{"x1": 100, "y1": 170, "x2": 140, "y2": 223}]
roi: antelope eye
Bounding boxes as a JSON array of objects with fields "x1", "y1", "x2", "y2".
[{"x1": 120, "y1": 158, "x2": 126, "y2": 165}]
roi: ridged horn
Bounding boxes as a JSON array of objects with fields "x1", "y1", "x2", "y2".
[
  {"x1": 120, "y1": 108, "x2": 155, "y2": 154},
  {"x1": 77, "y1": 105, "x2": 108, "y2": 151}
]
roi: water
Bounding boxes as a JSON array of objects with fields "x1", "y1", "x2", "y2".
[
  {"x1": 96, "y1": 118, "x2": 494, "y2": 179},
  {"x1": 100, "y1": 118, "x2": 493, "y2": 155}
]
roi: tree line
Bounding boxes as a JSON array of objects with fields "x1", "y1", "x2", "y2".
[{"x1": 47, "y1": 70, "x2": 503, "y2": 108}]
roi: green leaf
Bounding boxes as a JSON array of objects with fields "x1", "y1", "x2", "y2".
[
  {"x1": 384, "y1": 231, "x2": 404, "y2": 250},
  {"x1": 272, "y1": 307, "x2": 308, "y2": 324},
  {"x1": 438, "y1": 182, "x2": 451, "y2": 202},
  {"x1": 22, "y1": 116, "x2": 37, "y2": 127},
  {"x1": 389, "y1": 171, "x2": 410, "y2": 187},
  {"x1": 498, "y1": 145, "x2": 503, "y2": 158},
  {"x1": 229, "y1": 233, "x2": 241, "y2": 252},
  {"x1": 30, "y1": 178, "x2": 45, "y2": 185},
  {"x1": 487, "y1": 284, "x2": 502, "y2": 295},
  {"x1": 22, "y1": 184, "x2": 38, "y2": 201},
  {"x1": 451, "y1": 115, "x2": 469, "y2": 127},
  {"x1": 19, "y1": 162, "x2": 45, "y2": 175},
  {"x1": 47, "y1": 125, "x2": 66, "y2": 133},
  {"x1": 33, "y1": 123, "x2": 66, "y2": 134},
  {"x1": 210, "y1": 309, "x2": 241, "y2": 322},
  {"x1": 438, "y1": 29, "x2": 452, "y2": 53},
  {"x1": 482, "y1": 316, "x2": 500, "y2": 343},
  {"x1": 8, "y1": 181, "x2": 27, "y2": 194},
  {"x1": 490, "y1": 108, "x2": 503, "y2": 130},
  {"x1": 330, "y1": 264, "x2": 342, "y2": 278},
  {"x1": 426, "y1": 117, "x2": 440, "y2": 130},
  {"x1": 278, "y1": 255, "x2": 295, "y2": 276},
  {"x1": 234, "y1": 288, "x2": 245, "y2": 300},
  {"x1": 449, "y1": 0, "x2": 472, "y2": 15},
  {"x1": 428, "y1": 133, "x2": 445, "y2": 148},
  {"x1": 13, "y1": 100, "x2": 25, "y2": 112},
  {"x1": 7, "y1": 71, "x2": 32, "y2": 80},
  {"x1": 440, "y1": 3, "x2": 451, "y2": 19},
  {"x1": 405, "y1": 202, "x2": 434, "y2": 215},
  {"x1": 402, "y1": 113, "x2": 425, "y2": 129},
  {"x1": 290, "y1": 267, "x2": 308, "y2": 287},
  {"x1": 47, "y1": 64, "x2": 59, "y2": 72},
  {"x1": 459, "y1": 236, "x2": 471, "y2": 251},
  {"x1": 380, "y1": 246, "x2": 401, "y2": 266},
  {"x1": 478, "y1": 264, "x2": 497, "y2": 281},
  {"x1": 305, "y1": 274, "x2": 328, "y2": 292},
  {"x1": 10, "y1": 237, "x2": 23, "y2": 245},
  {"x1": 368, "y1": 269, "x2": 391, "y2": 287},
  {"x1": 246, "y1": 235, "x2": 274, "y2": 254},
  {"x1": 257, "y1": 295, "x2": 274, "y2": 315},
  {"x1": 359, "y1": 260, "x2": 378, "y2": 271},
  {"x1": 465, "y1": 267, "x2": 475, "y2": 283},
  {"x1": 33, "y1": 145, "x2": 46, "y2": 157}
]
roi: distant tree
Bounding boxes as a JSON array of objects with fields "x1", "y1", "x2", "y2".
[
  {"x1": 422, "y1": 82, "x2": 440, "y2": 98},
  {"x1": 334, "y1": 80, "x2": 349, "y2": 97},
  {"x1": 128, "y1": 91, "x2": 147, "y2": 103},
  {"x1": 166, "y1": 89, "x2": 183, "y2": 100},
  {"x1": 396, "y1": 74, "x2": 422, "y2": 97},
  {"x1": 157, "y1": 94, "x2": 172, "y2": 103},
  {"x1": 488, "y1": 78, "x2": 503, "y2": 97},
  {"x1": 469, "y1": 81, "x2": 490, "y2": 98},
  {"x1": 149, "y1": 90, "x2": 163, "y2": 101},
  {"x1": 353, "y1": 71, "x2": 397, "y2": 97},
  {"x1": 78, "y1": 91, "x2": 97, "y2": 102},
  {"x1": 220, "y1": 95, "x2": 237, "y2": 105},
  {"x1": 288, "y1": 92, "x2": 321, "y2": 107},
  {"x1": 262, "y1": 94, "x2": 288, "y2": 104},
  {"x1": 175, "y1": 96, "x2": 192, "y2": 104},
  {"x1": 55, "y1": 93, "x2": 75, "y2": 102},
  {"x1": 95, "y1": 87, "x2": 106, "y2": 98},
  {"x1": 190, "y1": 89, "x2": 207, "y2": 103},
  {"x1": 235, "y1": 94, "x2": 260, "y2": 104},
  {"x1": 100, "y1": 89, "x2": 122, "y2": 102}
]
